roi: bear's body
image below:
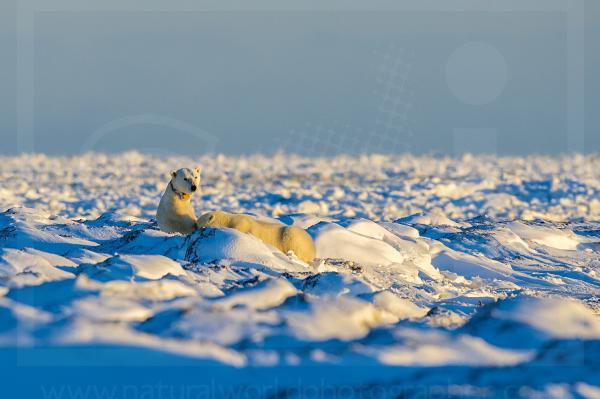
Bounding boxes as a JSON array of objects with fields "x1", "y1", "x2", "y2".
[
  {"x1": 156, "y1": 167, "x2": 201, "y2": 234},
  {"x1": 197, "y1": 211, "x2": 316, "y2": 264}
]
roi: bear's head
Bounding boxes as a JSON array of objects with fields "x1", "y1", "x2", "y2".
[
  {"x1": 170, "y1": 167, "x2": 201, "y2": 197},
  {"x1": 196, "y1": 211, "x2": 224, "y2": 227}
]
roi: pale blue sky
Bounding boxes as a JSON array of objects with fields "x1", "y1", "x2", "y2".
[{"x1": 0, "y1": 0, "x2": 598, "y2": 155}]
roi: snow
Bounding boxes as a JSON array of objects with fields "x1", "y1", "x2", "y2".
[
  {"x1": 310, "y1": 221, "x2": 406, "y2": 267},
  {"x1": 491, "y1": 296, "x2": 600, "y2": 340},
  {"x1": 212, "y1": 278, "x2": 297, "y2": 311},
  {"x1": 0, "y1": 248, "x2": 75, "y2": 288},
  {"x1": 286, "y1": 296, "x2": 393, "y2": 341},
  {"x1": 0, "y1": 152, "x2": 599, "y2": 396},
  {"x1": 81, "y1": 254, "x2": 186, "y2": 282},
  {"x1": 360, "y1": 329, "x2": 533, "y2": 366},
  {"x1": 371, "y1": 291, "x2": 429, "y2": 320},
  {"x1": 508, "y1": 220, "x2": 582, "y2": 251}
]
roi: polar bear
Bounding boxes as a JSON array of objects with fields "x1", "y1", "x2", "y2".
[
  {"x1": 156, "y1": 167, "x2": 201, "y2": 234},
  {"x1": 197, "y1": 211, "x2": 316, "y2": 264}
]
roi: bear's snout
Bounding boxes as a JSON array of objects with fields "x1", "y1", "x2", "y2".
[{"x1": 191, "y1": 185, "x2": 197, "y2": 192}]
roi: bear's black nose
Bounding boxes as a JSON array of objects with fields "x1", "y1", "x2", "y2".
[{"x1": 191, "y1": 185, "x2": 197, "y2": 192}]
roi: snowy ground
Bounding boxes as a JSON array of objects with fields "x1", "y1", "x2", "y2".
[{"x1": 1, "y1": 152, "x2": 599, "y2": 398}]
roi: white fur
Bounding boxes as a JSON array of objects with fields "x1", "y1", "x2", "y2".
[
  {"x1": 156, "y1": 167, "x2": 201, "y2": 234},
  {"x1": 197, "y1": 211, "x2": 316, "y2": 264}
]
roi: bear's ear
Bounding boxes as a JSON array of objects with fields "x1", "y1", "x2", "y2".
[
  {"x1": 171, "y1": 171, "x2": 177, "y2": 178},
  {"x1": 194, "y1": 166, "x2": 202, "y2": 175}
]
